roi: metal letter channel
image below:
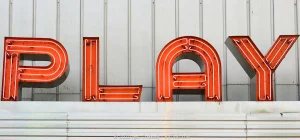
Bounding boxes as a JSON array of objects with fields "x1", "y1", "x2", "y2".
[
  {"x1": 1, "y1": 37, "x2": 69, "y2": 101},
  {"x1": 225, "y1": 35, "x2": 299, "y2": 101},
  {"x1": 82, "y1": 37, "x2": 142, "y2": 101},
  {"x1": 156, "y1": 36, "x2": 222, "y2": 102}
]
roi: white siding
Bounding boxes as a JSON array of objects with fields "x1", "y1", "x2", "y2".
[
  {"x1": 107, "y1": 0, "x2": 129, "y2": 85},
  {"x1": 59, "y1": 0, "x2": 81, "y2": 94},
  {"x1": 11, "y1": 0, "x2": 34, "y2": 99},
  {"x1": 0, "y1": 0, "x2": 299, "y2": 101},
  {"x1": 0, "y1": 102, "x2": 300, "y2": 139}
]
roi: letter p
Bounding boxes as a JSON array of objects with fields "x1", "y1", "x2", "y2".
[{"x1": 1, "y1": 37, "x2": 69, "y2": 101}]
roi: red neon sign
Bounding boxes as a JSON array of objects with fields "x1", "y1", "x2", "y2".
[
  {"x1": 1, "y1": 35, "x2": 298, "y2": 102},
  {"x1": 1, "y1": 37, "x2": 69, "y2": 101},
  {"x1": 156, "y1": 36, "x2": 222, "y2": 101},
  {"x1": 225, "y1": 35, "x2": 299, "y2": 101}
]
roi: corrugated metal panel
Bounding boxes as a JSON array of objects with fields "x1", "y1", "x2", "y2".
[
  {"x1": 298, "y1": 0, "x2": 300, "y2": 102},
  {"x1": 0, "y1": 0, "x2": 299, "y2": 101},
  {"x1": 140, "y1": 88, "x2": 153, "y2": 101},
  {"x1": 154, "y1": 0, "x2": 176, "y2": 74},
  {"x1": 131, "y1": 0, "x2": 152, "y2": 86},
  {"x1": 226, "y1": 0, "x2": 249, "y2": 85},
  {"x1": 0, "y1": 0, "x2": 9, "y2": 94},
  {"x1": 11, "y1": 0, "x2": 34, "y2": 99},
  {"x1": 276, "y1": 85, "x2": 298, "y2": 101},
  {"x1": 274, "y1": 0, "x2": 297, "y2": 84},
  {"x1": 178, "y1": 0, "x2": 202, "y2": 101},
  {"x1": 107, "y1": 0, "x2": 129, "y2": 85},
  {"x1": 250, "y1": 0, "x2": 272, "y2": 54},
  {"x1": 227, "y1": 85, "x2": 249, "y2": 101},
  {"x1": 131, "y1": 0, "x2": 153, "y2": 101},
  {"x1": 58, "y1": 0, "x2": 81, "y2": 94},
  {"x1": 273, "y1": 0, "x2": 298, "y2": 100},
  {"x1": 83, "y1": 0, "x2": 105, "y2": 85},
  {"x1": 0, "y1": 102, "x2": 300, "y2": 139}
]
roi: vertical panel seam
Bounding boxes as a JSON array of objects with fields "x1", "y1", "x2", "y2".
[
  {"x1": 246, "y1": 0, "x2": 251, "y2": 100},
  {"x1": 104, "y1": 0, "x2": 108, "y2": 85},
  {"x1": 31, "y1": 0, "x2": 36, "y2": 100},
  {"x1": 79, "y1": 0, "x2": 84, "y2": 100},
  {"x1": 271, "y1": 0, "x2": 276, "y2": 100},
  {"x1": 56, "y1": 0, "x2": 61, "y2": 100},
  {"x1": 199, "y1": 0, "x2": 203, "y2": 38},
  {"x1": 199, "y1": 0, "x2": 203, "y2": 101},
  {"x1": 9, "y1": 0, "x2": 12, "y2": 37},
  {"x1": 223, "y1": 0, "x2": 228, "y2": 101},
  {"x1": 128, "y1": 0, "x2": 131, "y2": 85},
  {"x1": 294, "y1": 0, "x2": 300, "y2": 101},
  {"x1": 175, "y1": 0, "x2": 179, "y2": 101},
  {"x1": 5, "y1": 0, "x2": 13, "y2": 102},
  {"x1": 151, "y1": 0, "x2": 155, "y2": 101}
]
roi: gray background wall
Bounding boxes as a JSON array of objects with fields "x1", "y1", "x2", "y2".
[{"x1": 0, "y1": 0, "x2": 299, "y2": 102}]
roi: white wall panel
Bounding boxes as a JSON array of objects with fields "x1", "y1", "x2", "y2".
[
  {"x1": 227, "y1": 85, "x2": 249, "y2": 101},
  {"x1": 59, "y1": 0, "x2": 81, "y2": 93},
  {"x1": 298, "y1": 0, "x2": 300, "y2": 101},
  {"x1": 83, "y1": 0, "x2": 105, "y2": 84},
  {"x1": 33, "y1": 94, "x2": 56, "y2": 101},
  {"x1": 249, "y1": 0, "x2": 272, "y2": 101},
  {"x1": 225, "y1": 0, "x2": 249, "y2": 100},
  {"x1": 131, "y1": 0, "x2": 153, "y2": 100},
  {"x1": 178, "y1": 0, "x2": 200, "y2": 38},
  {"x1": 107, "y1": 0, "x2": 128, "y2": 85},
  {"x1": 131, "y1": 0, "x2": 152, "y2": 87},
  {"x1": 34, "y1": 0, "x2": 57, "y2": 94},
  {"x1": 11, "y1": 0, "x2": 34, "y2": 98},
  {"x1": 154, "y1": 0, "x2": 176, "y2": 75},
  {"x1": 276, "y1": 85, "x2": 298, "y2": 101},
  {"x1": 0, "y1": 102, "x2": 300, "y2": 138},
  {"x1": 177, "y1": 0, "x2": 202, "y2": 101},
  {"x1": 203, "y1": 0, "x2": 224, "y2": 100},
  {"x1": 178, "y1": 94, "x2": 203, "y2": 101},
  {"x1": 250, "y1": 0, "x2": 272, "y2": 55},
  {"x1": 11, "y1": 0, "x2": 33, "y2": 37},
  {"x1": 274, "y1": 0, "x2": 297, "y2": 85},
  {"x1": 0, "y1": 0, "x2": 9, "y2": 97},
  {"x1": 2, "y1": 102, "x2": 300, "y2": 113},
  {"x1": 59, "y1": 94, "x2": 80, "y2": 101},
  {"x1": 154, "y1": 0, "x2": 175, "y2": 101},
  {"x1": 140, "y1": 88, "x2": 152, "y2": 101},
  {"x1": 177, "y1": 0, "x2": 201, "y2": 74},
  {"x1": 203, "y1": 0, "x2": 224, "y2": 73},
  {"x1": 0, "y1": 0, "x2": 300, "y2": 101},
  {"x1": 226, "y1": 0, "x2": 248, "y2": 84}
]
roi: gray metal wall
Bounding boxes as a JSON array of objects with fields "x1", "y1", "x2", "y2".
[{"x1": 0, "y1": 0, "x2": 299, "y2": 101}]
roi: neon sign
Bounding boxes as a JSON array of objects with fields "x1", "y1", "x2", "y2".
[
  {"x1": 2, "y1": 37, "x2": 69, "y2": 101},
  {"x1": 225, "y1": 35, "x2": 298, "y2": 101},
  {"x1": 1, "y1": 35, "x2": 298, "y2": 102},
  {"x1": 156, "y1": 36, "x2": 221, "y2": 101},
  {"x1": 82, "y1": 37, "x2": 142, "y2": 102}
]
